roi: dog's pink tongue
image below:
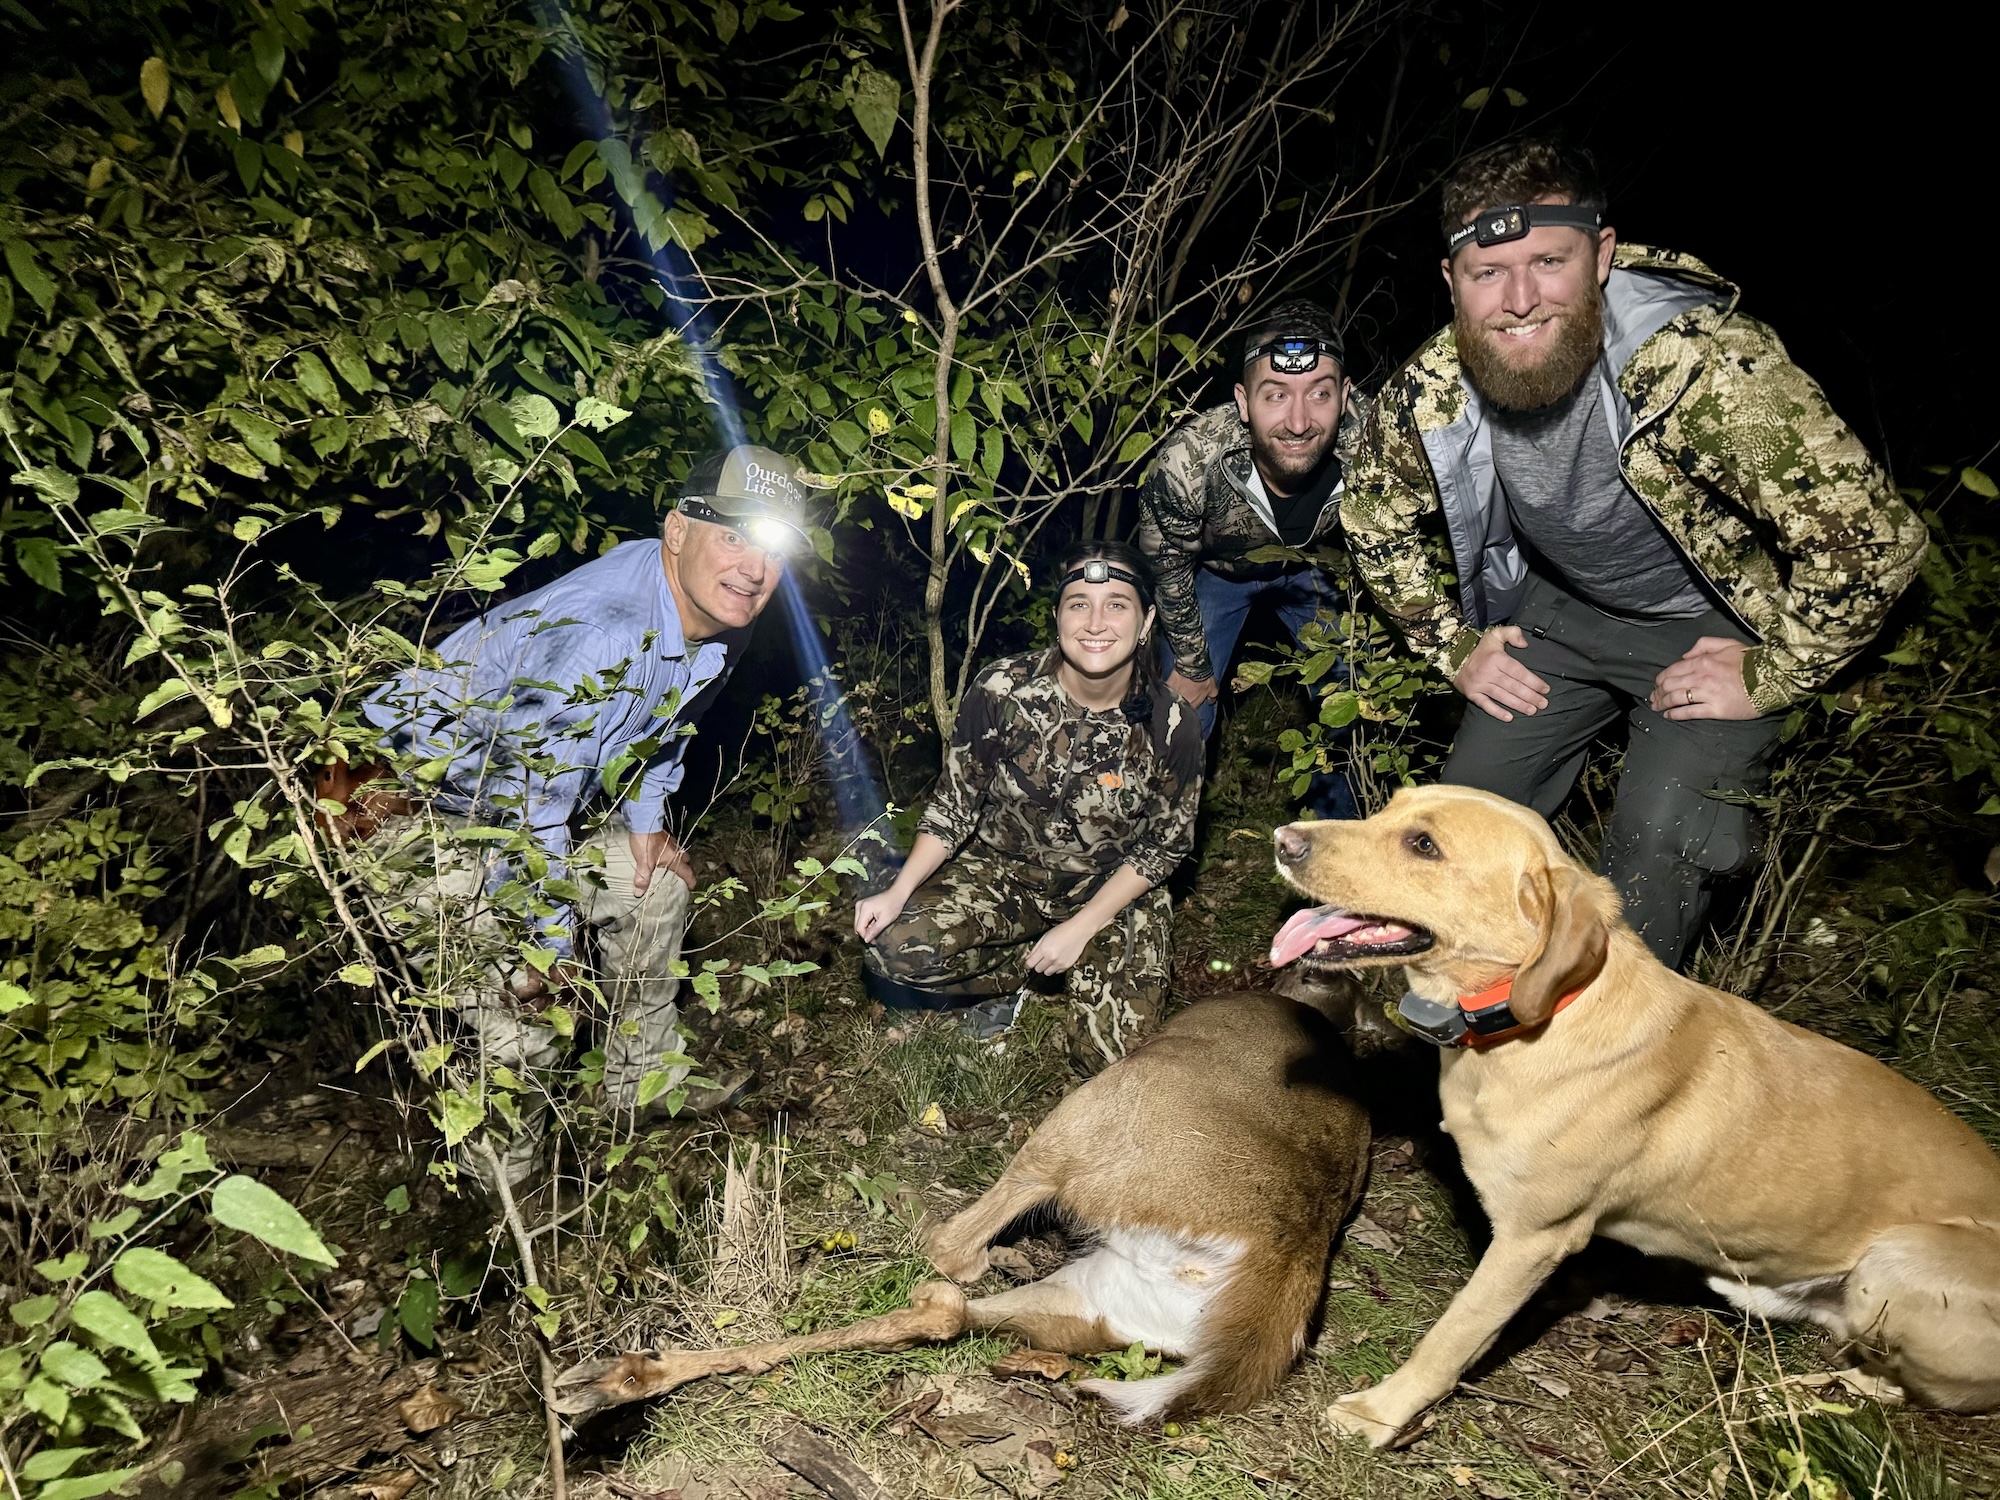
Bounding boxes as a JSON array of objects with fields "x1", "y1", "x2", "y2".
[{"x1": 1269, "y1": 906, "x2": 1370, "y2": 967}]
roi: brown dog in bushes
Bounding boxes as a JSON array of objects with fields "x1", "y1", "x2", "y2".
[
  {"x1": 1268, "y1": 784, "x2": 2000, "y2": 1446},
  {"x1": 557, "y1": 992, "x2": 1370, "y2": 1425}
]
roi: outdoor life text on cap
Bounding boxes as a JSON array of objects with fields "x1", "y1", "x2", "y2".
[
  {"x1": 1445, "y1": 202, "x2": 1604, "y2": 257},
  {"x1": 678, "y1": 443, "x2": 815, "y2": 550}
]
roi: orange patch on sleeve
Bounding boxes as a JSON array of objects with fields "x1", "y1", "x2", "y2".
[{"x1": 1097, "y1": 772, "x2": 1124, "y2": 790}]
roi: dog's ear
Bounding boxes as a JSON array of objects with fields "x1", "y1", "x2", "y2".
[{"x1": 1511, "y1": 864, "x2": 1609, "y2": 1027}]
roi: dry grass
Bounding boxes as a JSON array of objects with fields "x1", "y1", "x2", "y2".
[{"x1": 528, "y1": 693, "x2": 2000, "y2": 1500}]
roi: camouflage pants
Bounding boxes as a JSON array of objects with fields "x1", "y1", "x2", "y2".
[
  {"x1": 370, "y1": 811, "x2": 692, "y2": 1194},
  {"x1": 862, "y1": 848, "x2": 1173, "y2": 1064}
]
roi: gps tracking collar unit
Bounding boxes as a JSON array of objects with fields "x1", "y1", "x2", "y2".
[
  {"x1": 1446, "y1": 203, "x2": 1604, "y2": 258},
  {"x1": 1243, "y1": 335, "x2": 1342, "y2": 376},
  {"x1": 1396, "y1": 974, "x2": 1587, "y2": 1049},
  {"x1": 1061, "y1": 558, "x2": 1153, "y2": 606}
]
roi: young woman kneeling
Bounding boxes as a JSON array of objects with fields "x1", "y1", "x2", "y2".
[{"x1": 855, "y1": 542, "x2": 1203, "y2": 1064}]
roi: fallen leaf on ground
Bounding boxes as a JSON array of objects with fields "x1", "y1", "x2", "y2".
[
  {"x1": 1346, "y1": 1214, "x2": 1401, "y2": 1255},
  {"x1": 351, "y1": 1473, "x2": 417, "y2": 1500},
  {"x1": 1659, "y1": 1314, "x2": 1707, "y2": 1347},
  {"x1": 1024, "y1": 1439, "x2": 1065, "y2": 1490},
  {"x1": 607, "y1": 1480, "x2": 684, "y2": 1500},
  {"x1": 917, "y1": 1409, "x2": 1016, "y2": 1446},
  {"x1": 1578, "y1": 1296, "x2": 1617, "y2": 1322},
  {"x1": 1592, "y1": 1346, "x2": 1636, "y2": 1373},
  {"x1": 992, "y1": 1348, "x2": 1078, "y2": 1381},
  {"x1": 987, "y1": 1246, "x2": 1036, "y2": 1281},
  {"x1": 1326, "y1": 1279, "x2": 1358, "y2": 1292},
  {"x1": 1526, "y1": 1374, "x2": 1572, "y2": 1399},
  {"x1": 396, "y1": 1384, "x2": 464, "y2": 1434},
  {"x1": 917, "y1": 1102, "x2": 947, "y2": 1135}
]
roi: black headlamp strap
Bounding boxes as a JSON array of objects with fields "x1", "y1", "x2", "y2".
[
  {"x1": 1060, "y1": 561, "x2": 1152, "y2": 607},
  {"x1": 1446, "y1": 203, "x2": 1604, "y2": 257}
]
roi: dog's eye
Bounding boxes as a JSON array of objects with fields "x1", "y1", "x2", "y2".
[{"x1": 1405, "y1": 830, "x2": 1442, "y2": 860}]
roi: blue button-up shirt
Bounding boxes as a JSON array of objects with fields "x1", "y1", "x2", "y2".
[{"x1": 362, "y1": 539, "x2": 730, "y2": 955}]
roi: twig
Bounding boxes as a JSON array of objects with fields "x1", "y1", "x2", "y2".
[{"x1": 476, "y1": 1141, "x2": 567, "y2": 1500}]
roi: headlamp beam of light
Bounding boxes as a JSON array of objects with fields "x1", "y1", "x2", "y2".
[{"x1": 540, "y1": 5, "x2": 885, "y2": 835}]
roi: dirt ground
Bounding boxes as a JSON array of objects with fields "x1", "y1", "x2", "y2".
[{"x1": 175, "y1": 696, "x2": 2000, "y2": 1500}]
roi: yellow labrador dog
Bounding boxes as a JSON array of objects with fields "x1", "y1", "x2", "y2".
[{"x1": 1268, "y1": 785, "x2": 2000, "y2": 1445}]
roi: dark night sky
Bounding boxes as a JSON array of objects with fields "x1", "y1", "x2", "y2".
[
  {"x1": 1363, "y1": 7, "x2": 1994, "y2": 474},
  {"x1": 1578, "y1": 9, "x2": 1991, "y2": 472}
]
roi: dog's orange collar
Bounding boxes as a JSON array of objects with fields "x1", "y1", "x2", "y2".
[
  {"x1": 1456, "y1": 976, "x2": 1587, "y2": 1048},
  {"x1": 1397, "y1": 975, "x2": 1588, "y2": 1049}
]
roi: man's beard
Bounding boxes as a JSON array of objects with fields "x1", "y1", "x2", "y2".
[
  {"x1": 1249, "y1": 424, "x2": 1336, "y2": 490},
  {"x1": 1456, "y1": 283, "x2": 1605, "y2": 411}
]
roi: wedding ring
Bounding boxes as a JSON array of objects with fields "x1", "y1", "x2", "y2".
[{"x1": 1685, "y1": 687, "x2": 1695, "y2": 705}]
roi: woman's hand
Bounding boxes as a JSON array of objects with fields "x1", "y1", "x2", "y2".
[
  {"x1": 1024, "y1": 916, "x2": 1096, "y2": 975},
  {"x1": 855, "y1": 891, "x2": 907, "y2": 943}
]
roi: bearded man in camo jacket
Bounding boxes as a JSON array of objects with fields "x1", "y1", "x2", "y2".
[{"x1": 1343, "y1": 138, "x2": 1928, "y2": 967}]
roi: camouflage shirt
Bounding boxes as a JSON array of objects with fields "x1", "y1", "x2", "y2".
[
  {"x1": 1343, "y1": 244, "x2": 1928, "y2": 714},
  {"x1": 1136, "y1": 397, "x2": 1368, "y2": 680},
  {"x1": 918, "y1": 651, "x2": 1203, "y2": 888}
]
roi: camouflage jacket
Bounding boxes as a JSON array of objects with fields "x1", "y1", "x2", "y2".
[
  {"x1": 1136, "y1": 397, "x2": 1368, "y2": 680},
  {"x1": 918, "y1": 651, "x2": 1203, "y2": 888},
  {"x1": 1342, "y1": 244, "x2": 1928, "y2": 713}
]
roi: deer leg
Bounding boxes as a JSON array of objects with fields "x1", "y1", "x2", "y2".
[{"x1": 555, "y1": 1281, "x2": 970, "y2": 1417}]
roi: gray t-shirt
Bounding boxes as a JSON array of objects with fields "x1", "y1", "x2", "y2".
[{"x1": 1488, "y1": 380, "x2": 1709, "y2": 619}]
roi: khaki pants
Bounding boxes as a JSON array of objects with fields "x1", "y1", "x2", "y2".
[{"x1": 372, "y1": 812, "x2": 692, "y2": 1192}]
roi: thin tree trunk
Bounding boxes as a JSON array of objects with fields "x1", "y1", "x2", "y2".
[{"x1": 900, "y1": 0, "x2": 965, "y2": 741}]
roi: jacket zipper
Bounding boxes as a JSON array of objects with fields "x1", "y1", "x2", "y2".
[{"x1": 1613, "y1": 366, "x2": 1761, "y2": 640}]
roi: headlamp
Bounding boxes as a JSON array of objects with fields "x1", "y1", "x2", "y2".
[
  {"x1": 1243, "y1": 336, "x2": 1340, "y2": 376},
  {"x1": 1060, "y1": 559, "x2": 1152, "y2": 604},
  {"x1": 1445, "y1": 203, "x2": 1603, "y2": 257},
  {"x1": 680, "y1": 497, "x2": 803, "y2": 555}
]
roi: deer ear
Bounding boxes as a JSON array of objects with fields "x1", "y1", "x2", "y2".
[{"x1": 1511, "y1": 864, "x2": 1608, "y2": 1027}]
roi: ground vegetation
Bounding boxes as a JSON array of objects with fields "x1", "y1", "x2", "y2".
[{"x1": 2, "y1": 2, "x2": 1998, "y2": 1498}]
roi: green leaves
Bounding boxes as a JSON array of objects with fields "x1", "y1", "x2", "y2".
[
  {"x1": 398, "y1": 1278, "x2": 441, "y2": 1349},
  {"x1": 849, "y1": 64, "x2": 901, "y2": 158},
  {"x1": 4, "y1": 238, "x2": 57, "y2": 316},
  {"x1": 139, "y1": 57, "x2": 171, "y2": 117},
  {"x1": 112, "y1": 1249, "x2": 234, "y2": 1310},
  {"x1": 210, "y1": 1174, "x2": 338, "y2": 1266},
  {"x1": 70, "y1": 1291, "x2": 164, "y2": 1367},
  {"x1": 121, "y1": 1132, "x2": 214, "y2": 1202}
]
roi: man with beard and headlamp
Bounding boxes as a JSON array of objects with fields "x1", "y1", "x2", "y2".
[
  {"x1": 1137, "y1": 300, "x2": 1369, "y2": 818},
  {"x1": 354, "y1": 444, "x2": 812, "y2": 1194},
  {"x1": 1343, "y1": 137, "x2": 1927, "y2": 968}
]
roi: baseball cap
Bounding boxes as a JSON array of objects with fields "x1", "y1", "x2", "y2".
[{"x1": 678, "y1": 444, "x2": 815, "y2": 552}]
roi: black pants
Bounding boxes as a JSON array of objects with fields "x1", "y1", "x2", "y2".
[{"x1": 1441, "y1": 574, "x2": 1781, "y2": 969}]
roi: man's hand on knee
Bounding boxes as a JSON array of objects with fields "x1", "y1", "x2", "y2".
[
  {"x1": 1650, "y1": 637, "x2": 1757, "y2": 721},
  {"x1": 1454, "y1": 626, "x2": 1550, "y2": 722},
  {"x1": 1166, "y1": 668, "x2": 1218, "y2": 708},
  {"x1": 509, "y1": 958, "x2": 588, "y2": 1006},
  {"x1": 629, "y1": 829, "x2": 695, "y2": 895}
]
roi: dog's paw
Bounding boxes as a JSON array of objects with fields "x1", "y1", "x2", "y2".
[{"x1": 1326, "y1": 1391, "x2": 1408, "y2": 1448}]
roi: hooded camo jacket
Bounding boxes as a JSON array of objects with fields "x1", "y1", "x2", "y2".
[
  {"x1": 1136, "y1": 397, "x2": 1368, "y2": 681},
  {"x1": 1341, "y1": 244, "x2": 1927, "y2": 714}
]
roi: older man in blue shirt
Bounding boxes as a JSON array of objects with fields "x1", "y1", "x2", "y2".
[{"x1": 362, "y1": 444, "x2": 812, "y2": 1192}]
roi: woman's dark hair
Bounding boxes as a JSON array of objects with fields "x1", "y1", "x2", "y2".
[{"x1": 1054, "y1": 538, "x2": 1165, "y2": 731}]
